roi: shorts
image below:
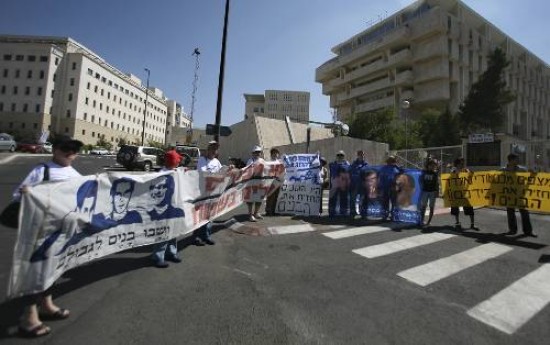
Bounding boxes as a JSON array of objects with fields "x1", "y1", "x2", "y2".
[{"x1": 421, "y1": 191, "x2": 437, "y2": 209}]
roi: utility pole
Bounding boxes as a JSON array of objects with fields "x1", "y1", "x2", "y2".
[
  {"x1": 141, "y1": 68, "x2": 150, "y2": 146},
  {"x1": 214, "y1": 0, "x2": 230, "y2": 142}
]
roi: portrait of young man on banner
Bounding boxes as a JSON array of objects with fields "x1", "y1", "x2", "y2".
[
  {"x1": 392, "y1": 169, "x2": 423, "y2": 224},
  {"x1": 329, "y1": 164, "x2": 351, "y2": 216},
  {"x1": 359, "y1": 167, "x2": 385, "y2": 219}
]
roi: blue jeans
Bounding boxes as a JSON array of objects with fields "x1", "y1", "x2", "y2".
[
  {"x1": 194, "y1": 221, "x2": 212, "y2": 241},
  {"x1": 152, "y1": 238, "x2": 178, "y2": 263}
]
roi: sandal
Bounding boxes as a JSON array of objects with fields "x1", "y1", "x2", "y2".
[
  {"x1": 40, "y1": 308, "x2": 70, "y2": 321},
  {"x1": 18, "y1": 323, "x2": 51, "y2": 338}
]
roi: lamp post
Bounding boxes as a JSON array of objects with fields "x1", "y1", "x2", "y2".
[
  {"x1": 141, "y1": 68, "x2": 150, "y2": 146},
  {"x1": 214, "y1": 0, "x2": 230, "y2": 142},
  {"x1": 401, "y1": 100, "x2": 410, "y2": 166}
]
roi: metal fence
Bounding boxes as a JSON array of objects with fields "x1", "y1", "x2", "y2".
[{"x1": 392, "y1": 145, "x2": 465, "y2": 172}]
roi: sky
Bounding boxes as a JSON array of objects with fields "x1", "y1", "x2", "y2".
[{"x1": 1, "y1": 0, "x2": 548, "y2": 128}]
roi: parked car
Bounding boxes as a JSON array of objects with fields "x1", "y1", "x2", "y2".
[
  {"x1": 116, "y1": 145, "x2": 164, "y2": 171},
  {"x1": 0, "y1": 133, "x2": 16, "y2": 152},
  {"x1": 90, "y1": 146, "x2": 110, "y2": 155},
  {"x1": 174, "y1": 145, "x2": 201, "y2": 169},
  {"x1": 17, "y1": 142, "x2": 45, "y2": 153}
]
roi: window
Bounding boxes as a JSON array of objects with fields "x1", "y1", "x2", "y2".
[
  {"x1": 16, "y1": 55, "x2": 24, "y2": 61},
  {"x1": 94, "y1": 85, "x2": 98, "y2": 93},
  {"x1": 101, "y1": 77, "x2": 106, "y2": 83},
  {"x1": 25, "y1": 86, "x2": 30, "y2": 95},
  {"x1": 83, "y1": 112, "x2": 87, "y2": 120},
  {"x1": 33, "y1": 123, "x2": 38, "y2": 129},
  {"x1": 13, "y1": 86, "x2": 18, "y2": 95},
  {"x1": 1, "y1": 85, "x2": 5, "y2": 94},
  {"x1": 40, "y1": 56, "x2": 48, "y2": 62},
  {"x1": 37, "y1": 87, "x2": 42, "y2": 96},
  {"x1": 53, "y1": 73, "x2": 56, "y2": 82},
  {"x1": 35, "y1": 104, "x2": 40, "y2": 113},
  {"x1": 39, "y1": 70, "x2": 45, "y2": 79},
  {"x1": 3, "y1": 55, "x2": 12, "y2": 61},
  {"x1": 99, "y1": 103, "x2": 102, "y2": 110},
  {"x1": 0, "y1": 103, "x2": 3, "y2": 111},
  {"x1": 92, "y1": 132, "x2": 95, "y2": 137},
  {"x1": 100, "y1": 89, "x2": 104, "y2": 96},
  {"x1": 64, "y1": 127, "x2": 69, "y2": 133},
  {"x1": 72, "y1": 62, "x2": 77, "y2": 70},
  {"x1": 55, "y1": 57, "x2": 59, "y2": 65},
  {"x1": 11, "y1": 103, "x2": 16, "y2": 111},
  {"x1": 68, "y1": 93, "x2": 73, "y2": 101},
  {"x1": 15, "y1": 69, "x2": 20, "y2": 78},
  {"x1": 82, "y1": 129, "x2": 86, "y2": 135},
  {"x1": 27, "y1": 70, "x2": 32, "y2": 79},
  {"x1": 21, "y1": 123, "x2": 26, "y2": 129},
  {"x1": 70, "y1": 78, "x2": 75, "y2": 86},
  {"x1": 23, "y1": 104, "x2": 28, "y2": 112},
  {"x1": 51, "y1": 90, "x2": 54, "y2": 98},
  {"x1": 87, "y1": 82, "x2": 90, "y2": 90},
  {"x1": 93, "y1": 100, "x2": 96, "y2": 108},
  {"x1": 66, "y1": 109, "x2": 71, "y2": 118},
  {"x1": 85, "y1": 97, "x2": 89, "y2": 105},
  {"x1": 27, "y1": 55, "x2": 36, "y2": 62},
  {"x1": 9, "y1": 122, "x2": 13, "y2": 128},
  {"x1": 91, "y1": 115, "x2": 95, "y2": 123},
  {"x1": 2, "y1": 69, "x2": 7, "y2": 77},
  {"x1": 87, "y1": 68, "x2": 93, "y2": 76}
]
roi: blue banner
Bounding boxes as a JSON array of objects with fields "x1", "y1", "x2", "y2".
[{"x1": 328, "y1": 162, "x2": 351, "y2": 216}]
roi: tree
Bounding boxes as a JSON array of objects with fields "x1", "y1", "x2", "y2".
[
  {"x1": 117, "y1": 136, "x2": 127, "y2": 147},
  {"x1": 457, "y1": 47, "x2": 515, "y2": 133},
  {"x1": 418, "y1": 108, "x2": 460, "y2": 147},
  {"x1": 96, "y1": 135, "x2": 113, "y2": 150}
]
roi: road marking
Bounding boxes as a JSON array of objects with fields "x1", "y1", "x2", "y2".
[
  {"x1": 323, "y1": 225, "x2": 391, "y2": 239},
  {"x1": 267, "y1": 223, "x2": 317, "y2": 235},
  {"x1": 352, "y1": 233, "x2": 455, "y2": 259},
  {"x1": 397, "y1": 243, "x2": 512, "y2": 286},
  {"x1": 467, "y1": 264, "x2": 550, "y2": 334},
  {"x1": 227, "y1": 221, "x2": 244, "y2": 231}
]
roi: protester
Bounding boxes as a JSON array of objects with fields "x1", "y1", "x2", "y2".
[
  {"x1": 151, "y1": 149, "x2": 184, "y2": 268},
  {"x1": 319, "y1": 157, "x2": 329, "y2": 215},
  {"x1": 420, "y1": 159, "x2": 439, "y2": 226},
  {"x1": 328, "y1": 164, "x2": 351, "y2": 216},
  {"x1": 246, "y1": 145, "x2": 266, "y2": 221},
  {"x1": 13, "y1": 135, "x2": 83, "y2": 337},
  {"x1": 450, "y1": 157, "x2": 478, "y2": 231},
  {"x1": 265, "y1": 148, "x2": 281, "y2": 216},
  {"x1": 502, "y1": 153, "x2": 536, "y2": 237},
  {"x1": 350, "y1": 150, "x2": 369, "y2": 217},
  {"x1": 334, "y1": 150, "x2": 350, "y2": 165},
  {"x1": 378, "y1": 155, "x2": 402, "y2": 220},
  {"x1": 193, "y1": 140, "x2": 222, "y2": 245}
]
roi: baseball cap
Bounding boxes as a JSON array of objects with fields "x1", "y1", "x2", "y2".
[
  {"x1": 252, "y1": 145, "x2": 262, "y2": 152},
  {"x1": 51, "y1": 135, "x2": 83, "y2": 152},
  {"x1": 336, "y1": 150, "x2": 345, "y2": 156},
  {"x1": 164, "y1": 149, "x2": 182, "y2": 168}
]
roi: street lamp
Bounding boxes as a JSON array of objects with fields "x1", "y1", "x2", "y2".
[
  {"x1": 214, "y1": 0, "x2": 231, "y2": 142},
  {"x1": 141, "y1": 68, "x2": 150, "y2": 146},
  {"x1": 401, "y1": 99, "x2": 410, "y2": 166}
]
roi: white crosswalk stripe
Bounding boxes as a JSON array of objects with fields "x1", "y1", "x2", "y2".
[
  {"x1": 397, "y1": 243, "x2": 513, "y2": 286},
  {"x1": 352, "y1": 233, "x2": 455, "y2": 259},
  {"x1": 467, "y1": 264, "x2": 550, "y2": 334},
  {"x1": 322, "y1": 222, "x2": 410, "y2": 239}
]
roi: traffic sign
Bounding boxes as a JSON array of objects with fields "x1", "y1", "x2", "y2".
[{"x1": 206, "y1": 124, "x2": 232, "y2": 136}]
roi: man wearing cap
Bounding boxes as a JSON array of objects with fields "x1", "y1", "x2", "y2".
[
  {"x1": 350, "y1": 150, "x2": 369, "y2": 217},
  {"x1": 245, "y1": 145, "x2": 265, "y2": 221},
  {"x1": 13, "y1": 135, "x2": 83, "y2": 337},
  {"x1": 192, "y1": 140, "x2": 222, "y2": 245}
]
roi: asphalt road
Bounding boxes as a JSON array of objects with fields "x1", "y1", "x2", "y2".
[{"x1": 0, "y1": 154, "x2": 549, "y2": 344}]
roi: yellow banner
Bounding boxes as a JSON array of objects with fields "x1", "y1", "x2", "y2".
[{"x1": 441, "y1": 171, "x2": 550, "y2": 213}]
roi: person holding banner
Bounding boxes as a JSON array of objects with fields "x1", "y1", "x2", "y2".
[
  {"x1": 450, "y1": 157, "x2": 478, "y2": 231},
  {"x1": 420, "y1": 160, "x2": 439, "y2": 226},
  {"x1": 193, "y1": 140, "x2": 222, "y2": 245},
  {"x1": 378, "y1": 155, "x2": 402, "y2": 220},
  {"x1": 350, "y1": 150, "x2": 369, "y2": 217},
  {"x1": 265, "y1": 148, "x2": 282, "y2": 216},
  {"x1": 246, "y1": 145, "x2": 266, "y2": 222},
  {"x1": 14, "y1": 135, "x2": 83, "y2": 338},
  {"x1": 502, "y1": 153, "x2": 536, "y2": 237},
  {"x1": 151, "y1": 150, "x2": 184, "y2": 268}
]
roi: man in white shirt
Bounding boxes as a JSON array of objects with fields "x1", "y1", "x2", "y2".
[
  {"x1": 193, "y1": 141, "x2": 222, "y2": 245},
  {"x1": 245, "y1": 145, "x2": 266, "y2": 221}
]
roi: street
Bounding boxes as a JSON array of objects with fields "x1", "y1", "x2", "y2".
[{"x1": 0, "y1": 154, "x2": 549, "y2": 344}]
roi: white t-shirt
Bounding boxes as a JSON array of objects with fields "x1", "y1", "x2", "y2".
[
  {"x1": 197, "y1": 156, "x2": 222, "y2": 173},
  {"x1": 13, "y1": 162, "x2": 81, "y2": 200},
  {"x1": 246, "y1": 157, "x2": 265, "y2": 167}
]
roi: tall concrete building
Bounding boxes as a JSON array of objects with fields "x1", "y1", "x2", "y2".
[
  {"x1": 316, "y1": 0, "x2": 549, "y2": 143},
  {"x1": 0, "y1": 35, "x2": 188, "y2": 146},
  {"x1": 244, "y1": 90, "x2": 310, "y2": 123},
  {"x1": 165, "y1": 99, "x2": 192, "y2": 144}
]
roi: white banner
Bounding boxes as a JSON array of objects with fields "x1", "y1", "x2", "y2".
[
  {"x1": 275, "y1": 154, "x2": 321, "y2": 216},
  {"x1": 8, "y1": 162, "x2": 284, "y2": 298}
]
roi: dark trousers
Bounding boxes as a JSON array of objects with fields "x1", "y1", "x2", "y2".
[
  {"x1": 506, "y1": 208, "x2": 532, "y2": 234},
  {"x1": 265, "y1": 187, "x2": 280, "y2": 215}
]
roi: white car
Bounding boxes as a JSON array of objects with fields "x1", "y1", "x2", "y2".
[{"x1": 90, "y1": 147, "x2": 110, "y2": 155}]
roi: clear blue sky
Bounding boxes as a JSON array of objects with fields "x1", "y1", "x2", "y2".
[{"x1": 1, "y1": 0, "x2": 548, "y2": 128}]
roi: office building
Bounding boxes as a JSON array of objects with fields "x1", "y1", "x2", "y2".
[{"x1": 244, "y1": 90, "x2": 310, "y2": 123}]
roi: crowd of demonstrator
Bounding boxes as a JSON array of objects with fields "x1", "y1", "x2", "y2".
[{"x1": 6, "y1": 136, "x2": 541, "y2": 337}]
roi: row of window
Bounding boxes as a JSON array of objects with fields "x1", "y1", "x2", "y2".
[
  {"x1": 2, "y1": 54, "x2": 49, "y2": 62},
  {"x1": 0, "y1": 102, "x2": 41, "y2": 112},
  {"x1": 0, "y1": 85, "x2": 44, "y2": 96},
  {"x1": 86, "y1": 68, "x2": 166, "y2": 115},
  {"x1": 1, "y1": 68, "x2": 46, "y2": 79}
]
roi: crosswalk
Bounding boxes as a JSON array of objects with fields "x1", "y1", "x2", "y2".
[{"x1": 259, "y1": 219, "x2": 550, "y2": 335}]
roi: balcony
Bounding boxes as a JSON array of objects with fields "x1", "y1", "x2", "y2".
[
  {"x1": 409, "y1": 7, "x2": 445, "y2": 40},
  {"x1": 395, "y1": 70, "x2": 413, "y2": 85},
  {"x1": 316, "y1": 57, "x2": 341, "y2": 82},
  {"x1": 340, "y1": 78, "x2": 392, "y2": 102},
  {"x1": 387, "y1": 49, "x2": 412, "y2": 67},
  {"x1": 354, "y1": 96, "x2": 395, "y2": 114}
]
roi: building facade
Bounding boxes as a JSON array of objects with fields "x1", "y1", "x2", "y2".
[
  {"x1": 244, "y1": 90, "x2": 310, "y2": 123},
  {"x1": 316, "y1": 0, "x2": 550, "y2": 144},
  {"x1": 165, "y1": 99, "x2": 192, "y2": 145},
  {"x1": 0, "y1": 35, "x2": 186, "y2": 146}
]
